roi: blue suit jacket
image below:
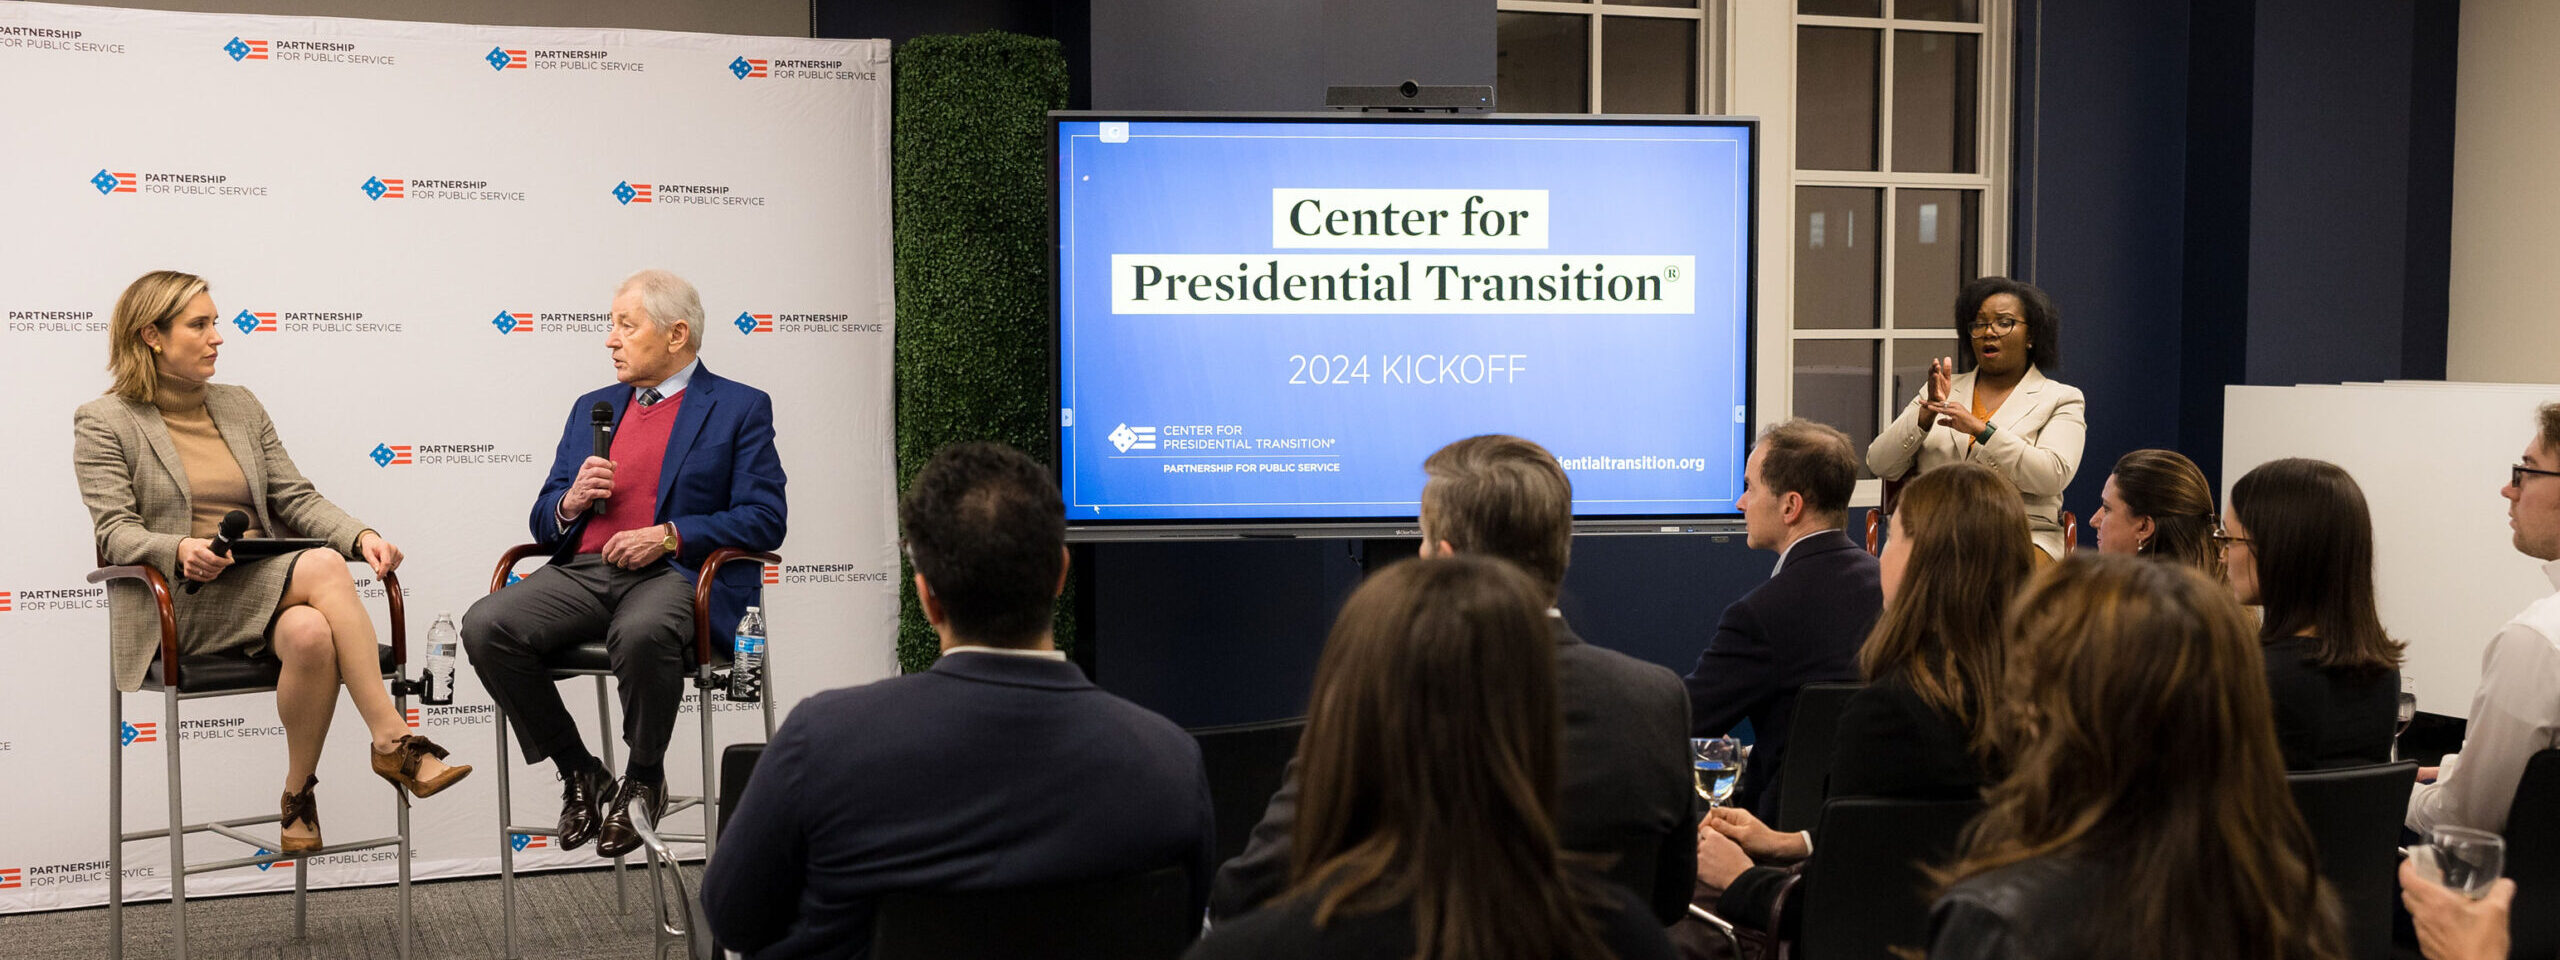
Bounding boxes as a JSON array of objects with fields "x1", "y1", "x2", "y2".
[
  {"x1": 529, "y1": 363, "x2": 788, "y2": 638},
  {"x1": 700, "y1": 652, "x2": 1215, "y2": 959}
]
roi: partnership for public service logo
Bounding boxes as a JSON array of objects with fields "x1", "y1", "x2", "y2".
[
  {"x1": 487, "y1": 44, "x2": 642, "y2": 72},
  {"x1": 90, "y1": 166, "x2": 267, "y2": 198},
  {"x1": 1, "y1": 585, "x2": 105, "y2": 612},
  {"x1": 121, "y1": 722, "x2": 157, "y2": 746},
  {"x1": 226, "y1": 36, "x2": 393, "y2": 66},
  {"x1": 365, "y1": 175, "x2": 525, "y2": 203},
  {"x1": 228, "y1": 307, "x2": 395, "y2": 335},
  {"x1": 730, "y1": 310, "x2": 880, "y2": 335},
  {"x1": 1, "y1": 24, "x2": 127, "y2": 55},
  {"x1": 233, "y1": 309, "x2": 276, "y2": 333},
  {"x1": 728, "y1": 54, "x2": 873, "y2": 81},
  {"x1": 372, "y1": 441, "x2": 533, "y2": 467},
  {"x1": 488, "y1": 308, "x2": 606, "y2": 335},
  {"x1": 613, "y1": 179, "x2": 766, "y2": 207},
  {"x1": 509, "y1": 832, "x2": 551, "y2": 851}
]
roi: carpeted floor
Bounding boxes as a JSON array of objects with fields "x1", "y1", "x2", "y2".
[{"x1": 0, "y1": 864, "x2": 699, "y2": 959}]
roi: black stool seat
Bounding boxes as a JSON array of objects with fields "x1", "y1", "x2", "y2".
[{"x1": 143, "y1": 644, "x2": 396, "y2": 693}]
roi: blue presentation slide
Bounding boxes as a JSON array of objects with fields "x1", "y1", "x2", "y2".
[{"x1": 1055, "y1": 116, "x2": 1753, "y2": 524}]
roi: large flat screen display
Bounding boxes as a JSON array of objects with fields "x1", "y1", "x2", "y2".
[{"x1": 1053, "y1": 113, "x2": 1756, "y2": 534}]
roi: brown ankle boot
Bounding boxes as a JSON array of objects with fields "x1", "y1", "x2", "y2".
[
  {"x1": 279, "y1": 775, "x2": 321, "y2": 854},
  {"x1": 371, "y1": 734, "x2": 472, "y2": 799}
]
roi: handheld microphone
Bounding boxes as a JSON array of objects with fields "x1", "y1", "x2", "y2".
[
  {"x1": 185, "y1": 510, "x2": 250, "y2": 595},
  {"x1": 588, "y1": 401, "x2": 616, "y2": 516}
]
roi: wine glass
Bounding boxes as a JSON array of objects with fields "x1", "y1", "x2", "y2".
[
  {"x1": 2428, "y1": 826, "x2": 2507, "y2": 900},
  {"x1": 2393, "y1": 682, "x2": 2418, "y2": 762},
  {"x1": 1691, "y1": 737, "x2": 1745, "y2": 808}
]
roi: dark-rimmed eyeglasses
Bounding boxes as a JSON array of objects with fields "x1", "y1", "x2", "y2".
[
  {"x1": 1967, "y1": 317, "x2": 2024, "y2": 336},
  {"x1": 2513, "y1": 464, "x2": 2560, "y2": 489}
]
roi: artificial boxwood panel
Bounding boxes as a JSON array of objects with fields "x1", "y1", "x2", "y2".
[{"x1": 892, "y1": 32, "x2": 1073, "y2": 674}]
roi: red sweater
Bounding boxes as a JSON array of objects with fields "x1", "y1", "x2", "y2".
[{"x1": 578, "y1": 390, "x2": 684, "y2": 554}]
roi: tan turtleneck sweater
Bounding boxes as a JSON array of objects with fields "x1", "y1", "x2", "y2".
[{"x1": 152, "y1": 376, "x2": 265, "y2": 539}]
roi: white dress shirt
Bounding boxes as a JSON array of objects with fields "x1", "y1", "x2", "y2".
[
  {"x1": 942, "y1": 644, "x2": 1068, "y2": 662},
  {"x1": 1768, "y1": 529, "x2": 1832, "y2": 578},
  {"x1": 2407, "y1": 558, "x2": 2560, "y2": 834}
]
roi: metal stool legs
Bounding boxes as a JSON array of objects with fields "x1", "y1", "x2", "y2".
[{"x1": 495, "y1": 675, "x2": 632, "y2": 960}]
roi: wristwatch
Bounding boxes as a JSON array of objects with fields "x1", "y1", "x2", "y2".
[{"x1": 658, "y1": 524, "x2": 680, "y2": 554}]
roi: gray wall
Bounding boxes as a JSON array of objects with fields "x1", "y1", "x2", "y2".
[
  {"x1": 1089, "y1": 0, "x2": 1489, "y2": 111},
  {"x1": 52, "y1": 0, "x2": 809, "y2": 36}
]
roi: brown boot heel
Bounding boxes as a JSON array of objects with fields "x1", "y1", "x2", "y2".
[
  {"x1": 279, "y1": 775, "x2": 322, "y2": 854},
  {"x1": 371, "y1": 734, "x2": 473, "y2": 799}
]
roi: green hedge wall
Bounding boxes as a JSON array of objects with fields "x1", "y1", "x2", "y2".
[{"x1": 892, "y1": 32, "x2": 1073, "y2": 674}]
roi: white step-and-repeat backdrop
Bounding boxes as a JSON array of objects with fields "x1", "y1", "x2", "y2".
[{"x1": 0, "y1": 2, "x2": 896, "y2": 911}]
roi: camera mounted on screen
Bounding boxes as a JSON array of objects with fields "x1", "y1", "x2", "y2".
[{"x1": 1325, "y1": 81, "x2": 1494, "y2": 113}]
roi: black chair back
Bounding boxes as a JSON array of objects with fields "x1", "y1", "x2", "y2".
[
  {"x1": 869, "y1": 864, "x2": 1196, "y2": 960},
  {"x1": 1189, "y1": 717, "x2": 1307, "y2": 866},
  {"x1": 1794, "y1": 797, "x2": 1980, "y2": 960},
  {"x1": 2505, "y1": 748, "x2": 2560, "y2": 960},
  {"x1": 717, "y1": 742, "x2": 764, "y2": 838},
  {"x1": 1771, "y1": 682, "x2": 1867, "y2": 833},
  {"x1": 2285, "y1": 761, "x2": 2417, "y2": 960}
]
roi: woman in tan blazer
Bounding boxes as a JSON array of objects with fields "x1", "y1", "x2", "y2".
[
  {"x1": 1868, "y1": 277, "x2": 2087, "y2": 560},
  {"x1": 73, "y1": 271, "x2": 469, "y2": 853}
]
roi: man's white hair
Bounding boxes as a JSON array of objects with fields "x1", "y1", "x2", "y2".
[{"x1": 617, "y1": 269, "x2": 705, "y2": 351}]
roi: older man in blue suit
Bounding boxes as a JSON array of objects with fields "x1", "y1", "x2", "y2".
[{"x1": 463, "y1": 269, "x2": 788, "y2": 859}]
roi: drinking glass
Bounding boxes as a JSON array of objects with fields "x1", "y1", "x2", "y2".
[
  {"x1": 1691, "y1": 737, "x2": 1745, "y2": 807},
  {"x1": 2393, "y1": 689, "x2": 2418, "y2": 761},
  {"x1": 2429, "y1": 826, "x2": 2507, "y2": 900}
]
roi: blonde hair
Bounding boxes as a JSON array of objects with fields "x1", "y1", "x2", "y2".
[{"x1": 108, "y1": 270, "x2": 209, "y2": 404}]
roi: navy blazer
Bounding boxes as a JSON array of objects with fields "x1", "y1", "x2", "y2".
[
  {"x1": 1684, "y1": 529, "x2": 1882, "y2": 816},
  {"x1": 529, "y1": 362, "x2": 787, "y2": 637},
  {"x1": 702, "y1": 652, "x2": 1215, "y2": 959}
]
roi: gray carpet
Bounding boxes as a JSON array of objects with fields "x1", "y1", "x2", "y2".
[{"x1": 0, "y1": 864, "x2": 700, "y2": 959}]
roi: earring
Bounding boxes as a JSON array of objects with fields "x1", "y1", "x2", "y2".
[{"x1": 150, "y1": 345, "x2": 161, "y2": 355}]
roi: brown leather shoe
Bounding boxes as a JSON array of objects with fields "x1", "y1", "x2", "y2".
[
  {"x1": 371, "y1": 734, "x2": 473, "y2": 799},
  {"x1": 279, "y1": 775, "x2": 322, "y2": 854}
]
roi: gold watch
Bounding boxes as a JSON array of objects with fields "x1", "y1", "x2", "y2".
[{"x1": 658, "y1": 524, "x2": 679, "y2": 554}]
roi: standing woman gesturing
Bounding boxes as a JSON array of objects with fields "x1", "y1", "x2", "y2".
[{"x1": 1869, "y1": 277, "x2": 2087, "y2": 561}]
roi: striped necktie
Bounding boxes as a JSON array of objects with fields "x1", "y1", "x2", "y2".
[{"x1": 638, "y1": 387, "x2": 662, "y2": 406}]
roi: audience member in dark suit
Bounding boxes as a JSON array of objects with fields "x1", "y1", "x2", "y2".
[
  {"x1": 1212, "y1": 435, "x2": 1695, "y2": 925},
  {"x1": 1927, "y1": 556, "x2": 2347, "y2": 960},
  {"x1": 701, "y1": 443, "x2": 1213, "y2": 960},
  {"x1": 1684, "y1": 419, "x2": 1882, "y2": 817},
  {"x1": 1185, "y1": 556, "x2": 1677, "y2": 960},
  {"x1": 2224, "y1": 458, "x2": 2404, "y2": 771},
  {"x1": 1694, "y1": 462, "x2": 2032, "y2": 933}
]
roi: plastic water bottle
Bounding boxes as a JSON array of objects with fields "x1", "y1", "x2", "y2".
[
  {"x1": 423, "y1": 612, "x2": 459, "y2": 706},
  {"x1": 729, "y1": 606, "x2": 765, "y2": 703}
]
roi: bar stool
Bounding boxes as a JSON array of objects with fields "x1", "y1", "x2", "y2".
[
  {"x1": 91, "y1": 553, "x2": 417, "y2": 960},
  {"x1": 483, "y1": 544, "x2": 778, "y2": 959}
]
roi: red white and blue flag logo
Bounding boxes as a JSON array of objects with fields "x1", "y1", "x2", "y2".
[
  {"x1": 232, "y1": 310, "x2": 277, "y2": 334},
  {"x1": 510, "y1": 832, "x2": 550, "y2": 851},
  {"x1": 763, "y1": 563, "x2": 781, "y2": 584},
  {"x1": 0, "y1": 591, "x2": 12, "y2": 612},
  {"x1": 370, "y1": 444, "x2": 413, "y2": 467},
  {"x1": 612, "y1": 181, "x2": 653, "y2": 205},
  {"x1": 487, "y1": 46, "x2": 526, "y2": 70},
  {"x1": 363, "y1": 176, "x2": 405, "y2": 200},
  {"x1": 492, "y1": 310, "x2": 532, "y2": 334},
  {"x1": 735, "y1": 312, "x2": 773, "y2": 335},
  {"x1": 223, "y1": 37, "x2": 269, "y2": 61},
  {"x1": 730, "y1": 56, "x2": 768, "y2": 79},
  {"x1": 91, "y1": 169, "x2": 137, "y2": 195},
  {"x1": 122, "y1": 722, "x2": 157, "y2": 746}
]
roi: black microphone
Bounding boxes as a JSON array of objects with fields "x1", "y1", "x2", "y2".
[
  {"x1": 185, "y1": 510, "x2": 250, "y2": 595},
  {"x1": 588, "y1": 401, "x2": 616, "y2": 516}
]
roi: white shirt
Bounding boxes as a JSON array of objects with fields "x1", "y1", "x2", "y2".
[
  {"x1": 2407, "y1": 558, "x2": 2560, "y2": 834},
  {"x1": 1768, "y1": 529, "x2": 1834, "y2": 578},
  {"x1": 942, "y1": 644, "x2": 1068, "y2": 662},
  {"x1": 640, "y1": 358, "x2": 699, "y2": 404}
]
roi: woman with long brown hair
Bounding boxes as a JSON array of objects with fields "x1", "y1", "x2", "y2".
[
  {"x1": 1697, "y1": 462, "x2": 2032, "y2": 927},
  {"x1": 1927, "y1": 555, "x2": 2346, "y2": 960},
  {"x1": 2089, "y1": 448, "x2": 2221, "y2": 576},
  {"x1": 1185, "y1": 555, "x2": 1674, "y2": 960},
  {"x1": 2223, "y1": 458, "x2": 2405, "y2": 769}
]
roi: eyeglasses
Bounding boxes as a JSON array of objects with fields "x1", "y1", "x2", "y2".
[
  {"x1": 2513, "y1": 464, "x2": 2560, "y2": 488},
  {"x1": 2210, "y1": 527, "x2": 2251, "y2": 554},
  {"x1": 1967, "y1": 317, "x2": 2024, "y2": 336}
]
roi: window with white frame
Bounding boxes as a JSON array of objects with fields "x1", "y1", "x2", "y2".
[
  {"x1": 1497, "y1": 0, "x2": 2011, "y2": 492},
  {"x1": 1788, "y1": 0, "x2": 2010, "y2": 478}
]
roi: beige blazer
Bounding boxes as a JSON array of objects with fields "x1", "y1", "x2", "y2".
[
  {"x1": 73, "y1": 384, "x2": 368, "y2": 691},
  {"x1": 1866, "y1": 365, "x2": 2088, "y2": 559}
]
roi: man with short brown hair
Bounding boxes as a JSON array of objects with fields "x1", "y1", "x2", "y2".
[
  {"x1": 1211, "y1": 434, "x2": 1697, "y2": 924},
  {"x1": 1685, "y1": 418, "x2": 1880, "y2": 817}
]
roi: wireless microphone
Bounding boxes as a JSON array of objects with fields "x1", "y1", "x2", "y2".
[
  {"x1": 184, "y1": 510, "x2": 250, "y2": 595},
  {"x1": 589, "y1": 401, "x2": 616, "y2": 516}
]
